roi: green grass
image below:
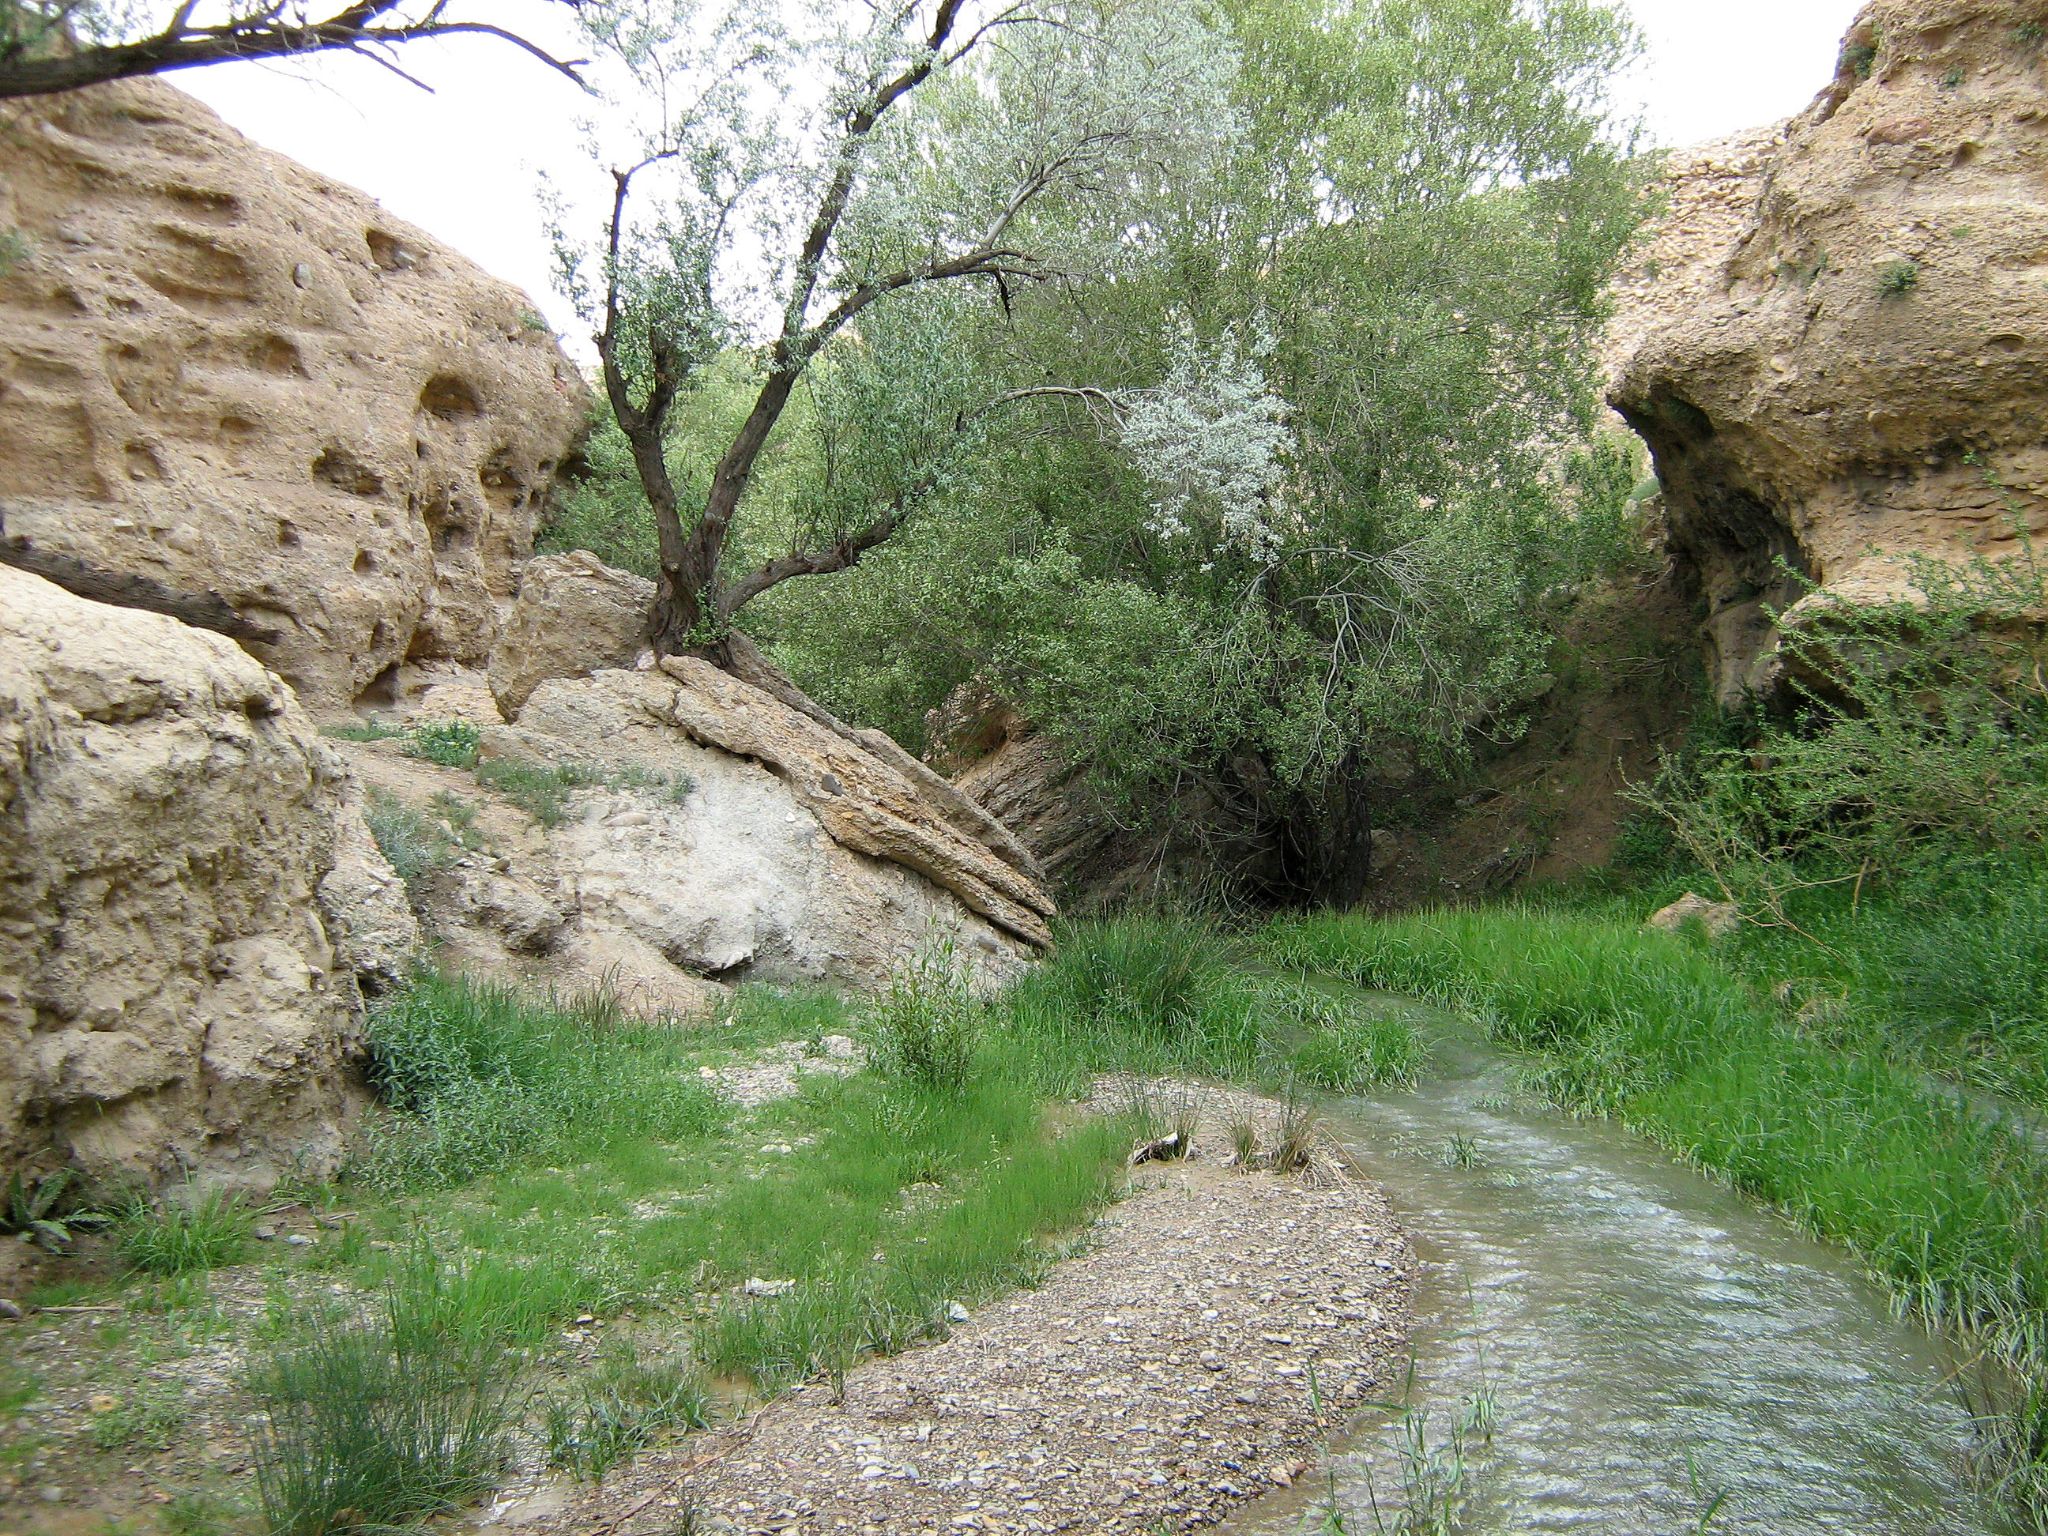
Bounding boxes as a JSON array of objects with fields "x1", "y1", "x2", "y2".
[
  {"x1": 357, "y1": 971, "x2": 725, "y2": 1191},
  {"x1": 88, "y1": 1382, "x2": 189, "y2": 1451},
  {"x1": 116, "y1": 1186, "x2": 256, "y2": 1276},
  {"x1": 247, "y1": 1256, "x2": 516, "y2": 1536},
  {"x1": 543, "y1": 1349, "x2": 716, "y2": 1479},
  {"x1": 404, "y1": 719, "x2": 482, "y2": 769},
  {"x1": 474, "y1": 756, "x2": 606, "y2": 826},
  {"x1": 364, "y1": 786, "x2": 468, "y2": 890}
]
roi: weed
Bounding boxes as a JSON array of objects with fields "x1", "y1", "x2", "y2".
[
  {"x1": 162, "y1": 1489, "x2": 242, "y2": 1536},
  {"x1": 365, "y1": 787, "x2": 461, "y2": 890},
  {"x1": 1879, "y1": 259, "x2": 1921, "y2": 297},
  {"x1": 89, "y1": 1383, "x2": 189, "y2": 1451},
  {"x1": 475, "y1": 756, "x2": 605, "y2": 826},
  {"x1": 0, "y1": 227, "x2": 31, "y2": 275},
  {"x1": 247, "y1": 1258, "x2": 516, "y2": 1536},
  {"x1": 1844, "y1": 40, "x2": 1879, "y2": 78},
  {"x1": 1290, "y1": 1013, "x2": 1425, "y2": 1093},
  {"x1": 357, "y1": 971, "x2": 723, "y2": 1190},
  {"x1": 1271, "y1": 1091, "x2": 1325, "y2": 1176},
  {"x1": 1227, "y1": 1115, "x2": 1261, "y2": 1168},
  {"x1": 518, "y1": 307, "x2": 551, "y2": 334},
  {"x1": 1, "y1": 1169, "x2": 107, "y2": 1253},
  {"x1": 0, "y1": 1366, "x2": 39, "y2": 1414},
  {"x1": 1438, "y1": 1134, "x2": 1482, "y2": 1169},
  {"x1": 2018, "y1": 20, "x2": 2046, "y2": 45},
  {"x1": 1943, "y1": 65, "x2": 1967, "y2": 87},
  {"x1": 404, "y1": 719, "x2": 482, "y2": 769},
  {"x1": 543, "y1": 1351, "x2": 715, "y2": 1479},
  {"x1": 866, "y1": 940, "x2": 978, "y2": 1093},
  {"x1": 319, "y1": 721, "x2": 403, "y2": 743},
  {"x1": 116, "y1": 1186, "x2": 254, "y2": 1276}
]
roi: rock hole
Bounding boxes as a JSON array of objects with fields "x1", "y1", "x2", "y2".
[
  {"x1": 312, "y1": 446, "x2": 385, "y2": 497},
  {"x1": 123, "y1": 441, "x2": 166, "y2": 481},
  {"x1": 218, "y1": 413, "x2": 261, "y2": 444},
  {"x1": 1953, "y1": 142, "x2": 1979, "y2": 168},
  {"x1": 249, "y1": 333, "x2": 305, "y2": 376},
  {"x1": 354, "y1": 661, "x2": 402, "y2": 710},
  {"x1": 277, "y1": 521, "x2": 301, "y2": 548},
  {"x1": 419, "y1": 373, "x2": 482, "y2": 421},
  {"x1": 366, "y1": 229, "x2": 420, "y2": 273},
  {"x1": 353, "y1": 549, "x2": 378, "y2": 575}
]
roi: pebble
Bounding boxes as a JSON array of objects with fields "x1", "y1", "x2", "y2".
[
  {"x1": 284, "y1": 1234, "x2": 314, "y2": 1247},
  {"x1": 0, "y1": 1298, "x2": 22, "y2": 1320}
]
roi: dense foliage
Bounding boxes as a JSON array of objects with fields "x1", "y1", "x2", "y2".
[{"x1": 543, "y1": 0, "x2": 1651, "y2": 895}]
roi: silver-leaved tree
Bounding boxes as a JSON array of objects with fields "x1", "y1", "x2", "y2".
[{"x1": 549, "y1": 0, "x2": 1249, "y2": 656}]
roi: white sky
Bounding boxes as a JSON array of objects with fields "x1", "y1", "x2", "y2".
[{"x1": 178, "y1": 0, "x2": 1867, "y2": 343}]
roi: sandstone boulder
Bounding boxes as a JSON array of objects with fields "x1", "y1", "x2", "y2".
[
  {"x1": 489, "y1": 551, "x2": 653, "y2": 718},
  {"x1": 1608, "y1": 0, "x2": 2048, "y2": 702},
  {"x1": 0, "y1": 567, "x2": 416, "y2": 1191},
  {"x1": 1647, "y1": 892, "x2": 1742, "y2": 941},
  {"x1": 338, "y1": 662, "x2": 1056, "y2": 1005},
  {"x1": 0, "y1": 77, "x2": 588, "y2": 712}
]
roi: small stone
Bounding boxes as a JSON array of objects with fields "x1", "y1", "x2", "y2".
[
  {"x1": 744, "y1": 1277, "x2": 795, "y2": 1298},
  {"x1": 947, "y1": 1302, "x2": 971, "y2": 1324},
  {"x1": 40, "y1": 1486, "x2": 65, "y2": 1503},
  {"x1": 0, "y1": 1298, "x2": 22, "y2": 1320},
  {"x1": 284, "y1": 1233, "x2": 315, "y2": 1247},
  {"x1": 292, "y1": 261, "x2": 312, "y2": 287},
  {"x1": 88, "y1": 1394, "x2": 118, "y2": 1414},
  {"x1": 253, "y1": 1225, "x2": 277, "y2": 1241}
]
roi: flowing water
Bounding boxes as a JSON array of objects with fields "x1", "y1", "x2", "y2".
[{"x1": 1221, "y1": 991, "x2": 2012, "y2": 1536}]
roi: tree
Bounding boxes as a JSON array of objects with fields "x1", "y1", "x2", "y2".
[
  {"x1": 0, "y1": 1, "x2": 587, "y2": 100},
  {"x1": 752, "y1": 0, "x2": 1650, "y2": 900},
  {"x1": 550, "y1": 0, "x2": 1243, "y2": 655}
]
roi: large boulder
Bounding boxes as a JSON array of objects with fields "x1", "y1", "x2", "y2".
[
  {"x1": 0, "y1": 77, "x2": 588, "y2": 712},
  {"x1": 0, "y1": 567, "x2": 415, "y2": 1191},
  {"x1": 341, "y1": 661, "x2": 1057, "y2": 1004},
  {"x1": 1608, "y1": 0, "x2": 2048, "y2": 703},
  {"x1": 489, "y1": 550, "x2": 653, "y2": 718}
]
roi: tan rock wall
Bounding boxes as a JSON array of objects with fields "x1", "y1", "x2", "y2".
[
  {"x1": 0, "y1": 77, "x2": 588, "y2": 712},
  {"x1": 1607, "y1": 0, "x2": 2048, "y2": 701}
]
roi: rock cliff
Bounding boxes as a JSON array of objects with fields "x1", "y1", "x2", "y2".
[
  {"x1": 0, "y1": 77, "x2": 588, "y2": 712},
  {"x1": 1608, "y1": 0, "x2": 2048, "y2": 702},
  {"x1": 0, "y1": 567, "x2": 414, "y2": 1191}
]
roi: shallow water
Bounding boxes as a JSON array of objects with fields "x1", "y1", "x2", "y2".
[{"x1": 1222, "y1": 993, "x2": 2011, "y2": 1536}]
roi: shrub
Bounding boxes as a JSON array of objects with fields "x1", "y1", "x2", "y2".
[
  {"x1": 247, "y1": 1260, "x2": 515, "y2": 1536},
  {"x1": 404, "y1": 719, "x2": 482, "y2": 769},
  {"x1": 866, "y1": 941, "x2": 978, "y2": 1093},
  {"x1": 116, "y1": 1186, "x2": 254, "y2": 1276},
  {"x1": 1878, "y1": 259, "x2": 1920, "y2": 297}
]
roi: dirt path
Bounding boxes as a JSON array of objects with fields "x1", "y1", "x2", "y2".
[{"x1": 491, "y1": 1084, "x2": 1414, "y2": 1535}]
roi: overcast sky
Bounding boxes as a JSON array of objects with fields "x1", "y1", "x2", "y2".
[{"x1": 179, "y1": 0, "x2": 1866, "y2": 341}]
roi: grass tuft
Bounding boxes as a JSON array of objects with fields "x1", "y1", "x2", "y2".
[{"x1": 116, "y1": 1186, "x2": 255, "y2": 1276}]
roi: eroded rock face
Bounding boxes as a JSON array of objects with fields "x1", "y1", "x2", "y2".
[
  {"x1": 0, "y1": 78, "x2": 588, "y2": 712},
  {"x1": 1608, "y1": 0, "x2": 2048, "y2": 702},
  {"x1": 0, "y1": 568, "x2": 416, "y2": 1191}
]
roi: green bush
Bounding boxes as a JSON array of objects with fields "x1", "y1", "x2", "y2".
[
  {"x1": 474, "y1": 757, "x2": 604, "y2": 826},
  {"x1": 248, "y1": 1259, "x2": 515, "y2": 1536},
  {"x1": 116, "y1": 1186, "x2": 254, "y2": 1276},
  {"x1": 1878, "y1": 259, "x2": 1920, "y2": 296},
  {"x1": 364, "y1": 788, "x2": 462, "y2": 891},
  {"x1": 404, "y1": 719, "x2": 482, "y2": 769},
  {"x1": 1289, "y1": 1013, "x2": 1424, "y2": 1092},
  {"x1": 866, "y1": 943, "x2": 979, "y2": 1092}
]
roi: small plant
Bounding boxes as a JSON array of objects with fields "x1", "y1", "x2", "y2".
[
  {"x1": 116, "y1": 1185, "x2": 255, "y2": 1276},
  {"x1": 88, "y1": 1382, "x2": 189, "y2": 1451},
  {"x1": 518, "y1": 307, "x2": 551, "y2": 334},
  {"x1": 2017, "y1": 20, "x2": 2045, "y2": 45},
  {"x1": 1878, "y1": 259, "x2": 1921, "y2": 297},
  {"x1": 866, "y1": 939, "x2": 978, "y2": 1093},
  {"x1": 1942, "y1": 65, "x2": 1967, "y2": 87},
  {"x1": 1438, "y1": 1134, "x2": 1482, "y2": 1169},
  {"x1": 404, "y1": 718, "x2": 482, "y2": 769},
  {"x1": 1271, "y1": 1090, "x2": 1326, "y2": 1176},
  {"x1": 320, "y1": 720, "x2": 403, "y2": 743},
  {"x1": 247, "y1": 1260, "x2": 516, "y2": 1536},
  {"x1": 365, "y1": 787, "x2": 462, "y2": 891},
  {"x1": 0, "y1": 227, "x2": 30, "y2": 276},
  {"x1": 475, "y1": 756, "x2": 604, "y2": 826},
  {"x1": 543, "y1": 1352, "x2": 715, "y2": 1479},
  {"x1": 1, "y1": 1169, "x2": 107, "y2": 1253},
  {"x1": 1227, "y1": 1115, "x2": 1261, "y2": 1168}
]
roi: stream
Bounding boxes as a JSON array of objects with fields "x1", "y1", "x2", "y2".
[{"x1": 1221, "y1": 991, "x2": 2012, "y2": 1536}]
